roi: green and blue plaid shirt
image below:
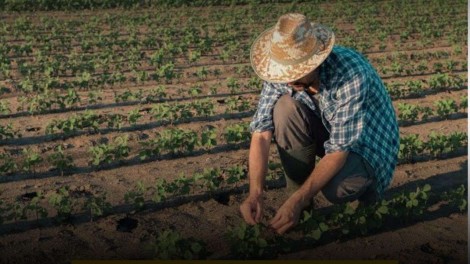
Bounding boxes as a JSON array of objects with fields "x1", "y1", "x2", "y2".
[{"x1": 250, "y1": 46, "x2": 399, "y2": 196}]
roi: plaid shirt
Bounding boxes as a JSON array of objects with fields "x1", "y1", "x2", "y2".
[{"x1": 250, "y1": 46, "x2": 399, "y2": 196}]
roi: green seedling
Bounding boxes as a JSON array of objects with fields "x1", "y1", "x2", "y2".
[
  {"x1": 227, "y1": 77, "x2": 241, "y2": 94},
  {"x1": 0, "y1": 100, "x2": 11, "y2": 114},
  {"x1": 226, "y1": 222, "x2": 270, "y2": 259},
  {"x1": 298, "y1": 209, "x2": 329, "y2": 240},
  {"x1": 89, "y1": 136, "x2": 130, "y2": 166},
  {"x1": 441, "y1": 184, "x2": 467, "y2": 212},
  {"x1": 47, "y1": 145, "x2": 74, "y2": 176},
  {"x1": 124, "y1": 181, "x2": 146, "y2": 212},
  {"x1": 398, "y1": 134, "x2": 424, "y2": 161},
  {"x1": 21, "y1": 148, "x2": 43, "y2": 174},
  {"x1": 0, "y1": 152, "x2": 17, "y2": 175},
  {"x1": 152, "y1": 179, "x2": 168, "y2": 203},
  {"x1": 87, "y1": 90, "x2": 103, "y2": 104},
  {"x1": 460, "y1": 95, "x2": 468, "y2": 110},
  {"x1": 225, "y1": 165, "x2": 247, "y2": 184},
  {"x1": 24, "y1": 192, "x2": 48, "y2": 223},
  {"x1": 147, "y1": 229, "x2": 209, "y2": 259},
  {"x1": 49, "y1": 186, "x2": 73, "y2": 222},
  {"x1": 397, "y1": 103, "x2": 420, "y2": 123},
  {"x1": 83, "y1": 192, "x2": 112, "y2": 222},
  {"x1": 128, "y1": 108, "x2": 143, "y2": 126},
  {"x1": 224, "y1": 123, "x2": 250, "y2": 144},
  {"x1": 146, "y1": 85, "x2": 167, "y2": 101},
  {"x1": 200, "y1": 126, "x2": 217, "y2": 149},
  {"x1": 435, "y1": 98, "x2": 459, "y2": 118},
  {"x1": 106, "y1": 114, "x2": 126, "y2": 130}
]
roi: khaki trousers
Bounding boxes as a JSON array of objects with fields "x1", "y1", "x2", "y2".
[{"x1": 272, "y1": 94, "x2": 377, "y2": 204}]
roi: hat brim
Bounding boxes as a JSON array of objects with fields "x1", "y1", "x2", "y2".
[{"x1": 250, "y1": 22, "x2": 335, "y2": 84}]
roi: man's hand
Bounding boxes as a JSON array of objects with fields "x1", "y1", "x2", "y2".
[
  {"x1": 240, "y1": 194, "x2": 263, "y2": 225},
  {"x1": 269, "y1": 192, "x2": 308, "y2": 234}
]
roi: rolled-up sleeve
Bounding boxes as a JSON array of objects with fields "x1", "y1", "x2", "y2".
[
  {"x1": 324, "y1": 73, "x2": 368, "y2": 153},
  {"x1": 249, "y1": 82, "x2": 284, "y2": 133}
]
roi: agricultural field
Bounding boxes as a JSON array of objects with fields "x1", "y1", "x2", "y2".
[{"x1": 0, "y1": 0, "x2": 468, "y2": 263}]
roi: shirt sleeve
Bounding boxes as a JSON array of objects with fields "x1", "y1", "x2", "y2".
[
  {"x1": 324, "y1": 73, "x2": 368, "y2": 153},
  {"x1": 249, "y1": 81, "x2": 284, "y2": 133}
]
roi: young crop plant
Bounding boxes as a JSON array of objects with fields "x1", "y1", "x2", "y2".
[
  {"x1": 87, "y1": 90, "x2": 103, "y2": 105},
  {"x1": 435, "y1": 98, "x2": 459, "y2": 118},
  {"x1": 124, "y1": 181, "x2": 146, "y2": 212},
  {"x1": 47, "y1": 145, "x2": 75, "y2": 176},
  {"x1": 83, "y1": 192, "x2": 112, "y2": 222},
  {"x1": 0, "y1": 123, "x2": 19, "y2": 140},
  {"x1": 159, "y1": 128, "x2": 199, "y2": 154},
  {"x1": 226, "y1": 222, "x2": 270, "y2": 259},
  {"x1": 329, "y1": 202, "x2": 356, "y2": 235},
  {"x1": 150, "y1": 103, "x2": 174, "y2": 122},
  {"x1": 21, "y1": 148, "x2": 43, "y2": 174},
  {"x1": 0, "y1": 99, "x2": 11, "y2": 115},
  {"x1": 460, "y1": 95, "x2": 467, "y2": 110},
  {"x1": 225, "y1": 165, "x2": 247, "y2": 185},
  {"x1": 196, "y1": 168, "x2": 223, "y2": 192},
  {"x1": 152, "y1": 179, "x2": 169, "y2": 203},
  {"x1": 48, "y1": 185, "x2": 74, "y2": 221},
  {"x1": 200, "y1": 126, "x2": 217, "y2": 149},
  {"x1": 24, "y1": 192, "x2": 48, "y2": 223},
  {"x1": 385, "y1": 82, "x2": 403, "y2": 98},
  {"x1": 192, "y1": 99, "x2": 215, "y2": 117},
  {"x1": 424, "y1": 132, "x2": 466, "y2": 157},
  {"x1": 397, "y1": 103, "x2": 420, "y2": 123},
  {"x1": 147, "y1": 229, "x2": 209, "y2": 260},
  {"x1": 0, "y1": 152, "x2": 17, "y2": 175},
  {"x1": 428, "y1": 73, "x2": 449, "y2": 90},
  {"x1": 441, "y1": 185, "x2": 467, "y2": 212},
  {"x1": 224, "y1": 123, "x2": 250, "y2": 144},
  {"x1": 227, "y1": 77, "x2": 241, "y2": 94},
  {"x1": 128, "y1": 108, "x2": 143, "y2": 126},
  {"x1": 225, "y1": 97, "x2": 251, "y2": 113},
  {"x1": 389, "y1": 184, "x2": 431, "y2": 222},
  {"x1": 106, "y1": 114, "x2": 126, "y2": 130},
  {"x1": 89, "y1": 135, "x2": 130, "y2": 166},
  {"x1": 173, "y1": 173, "x2": 195, "y2": 195},
  {"x1": 46, "y1": 110, "x2": 104, "y2": 135},
  {"x1": 405, "y1": 80, "x2": 424, "y2": 97},
  {"x1": 114, "y1": 89, "x2": 144, "y2": 103},
  {"x1": 247, "y1": 76, "x2": 262, "y2": 90},
  {"x1": 398, "y1": 134, "x2": 424, "y2": 162},
  {"x1": 146, "y1": 85, "x2": 167, "y2": 102},
  {"x1": 56, "y1": 89, "x2": 81, "y2": 109},
  {"x1": 298, "y1": 209, "x2": 329, "y2": 240}
]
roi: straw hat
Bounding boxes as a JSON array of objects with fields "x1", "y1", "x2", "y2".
[{"x1": 250, "y1": 13, "x2": 335, "y2": 83}]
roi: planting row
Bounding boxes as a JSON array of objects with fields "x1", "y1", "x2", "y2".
[
  {"x1": 384, "y1": 73, "x2": 466, "y2": 99},
  {"x1": 0, "y1": 162, "x2": 282, "y2": 224},
  {"x1": 399, "y1": 131, "x2": 468, "y2": 162},
  {"x1": 1, "y1": 182, "x2": 466, "y2": 259},
  {"x1": 0, "y1": 123, "x2": 251, "y2": 176},
  {"x1": 1, "y1": 91, "x2": 466, "y2": 142},
  {"x1": 0, "y1": 126, "x2": 467, "y2": 177},
  {"x1": 0, "y1": 76, "x2": 261, "y2": 116},
  {"x1": 397, "y1": 96, "x2": 467, "y2": 124},
  {"x1": 0, "y1": 71, "x2": 463, "y2": 119}
]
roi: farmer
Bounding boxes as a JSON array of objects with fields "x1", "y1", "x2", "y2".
[{"x1": 240, "y1": 13, "x2": 399, "y2": 234}]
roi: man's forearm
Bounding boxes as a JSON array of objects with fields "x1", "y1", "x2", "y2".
[
  {"x1": 294, "y1": 151, "x2": 349, "y2": 206},
  {"x1": 248, "y1": 131, "x2": 272, "y2": 196}
]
